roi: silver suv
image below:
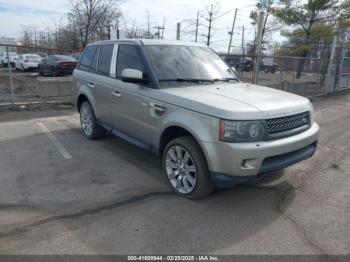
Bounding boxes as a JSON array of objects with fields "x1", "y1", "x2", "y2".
[{"x1": 73, "y1": 40, "x2": 319, "y2": 199}]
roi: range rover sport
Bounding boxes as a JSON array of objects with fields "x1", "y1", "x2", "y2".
[{"x1": 73, "y1": 40, "x2": 319, "y2": 199}]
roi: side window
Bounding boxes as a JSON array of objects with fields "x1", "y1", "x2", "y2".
[
  {"x1": 90, "y1": 45, "x2": 100, "y2": 72},
  {"x1": 79, "y1": 45, "x2": 97, "y2": 71},
  {"x1": 116, "y1": 45, "x2": 145, "y2": 78},
  {"x1": 97, "y1": 44, "x2": 114, "y2": 76}
]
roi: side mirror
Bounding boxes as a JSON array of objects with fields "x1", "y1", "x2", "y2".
[{"x1": 121, "y1": 69, "x2": 145, "y2": 83}]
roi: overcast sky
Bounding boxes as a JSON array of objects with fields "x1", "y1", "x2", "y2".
[{"x1": 0, "y1": 0, "x2": 276, "y2": 52}]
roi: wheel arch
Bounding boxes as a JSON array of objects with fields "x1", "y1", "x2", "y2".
[
  {"x1": 76, "y1": 93, "x2": 89, "y2": 112},
  {"x1": 158, "y1": 125, "x2": 211, "y2": 171}
]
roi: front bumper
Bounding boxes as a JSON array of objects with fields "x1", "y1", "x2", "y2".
[{"x1": 201, "y1": 123, "x2": 319, "y2": 186}]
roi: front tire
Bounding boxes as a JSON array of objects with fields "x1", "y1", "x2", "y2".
[
  {"x1": 80, "y1": 101, "x2": 106, "y2": 139},
  {"x1": 163, "y1": 136, "x2": 214, "y2": 199}
]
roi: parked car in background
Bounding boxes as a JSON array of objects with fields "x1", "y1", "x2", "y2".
[
  {"x1": 0, "y1": 51, "x2": 4, "y2": 63},
  {"x1": 224, "y1": 57, "x2": 254, "y2": 72},
  {"x1": 14, "y1": 54, "x2": 42, "y2": 71},
  {"x1": 1, "y1": 52, "x2": 18, "y2": 67},
  {"x1": 261, "y1": 57, "x2": 278, "y2": 73},
  {"x1": 38, "y1": 55, "x2": 77, "y2": 76},
  {"x1": 240, "y1": 57, "x2": 254, "y2": 72},
  {"x1": 35, "y1": 52, "x2": 48, "y2": 58},
  {"x1": 73, "y1": 40, "x2": 319, "y2": 199}
]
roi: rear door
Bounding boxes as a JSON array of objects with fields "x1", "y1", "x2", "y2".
[
  {"x1": 76, "y1": 43, "x2": 119, "y2": 126},
  {"x1": 75, "y1": 45, "x2": 109, "y2": 121},
  {"x1": 91, "y1": 43, "x2": 119, "y2": 125}
]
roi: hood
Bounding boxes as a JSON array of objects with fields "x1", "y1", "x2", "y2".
[{"x1": 157, "y1": 82, "x2": 312, "y2": 120}]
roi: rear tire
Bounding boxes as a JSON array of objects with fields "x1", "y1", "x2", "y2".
[
  {"x1": 80, "y1": 101, "x2": 106, "y2": 140},
  {"x1": 162, "y1": 136, "x2": 214, "y2": 199}
]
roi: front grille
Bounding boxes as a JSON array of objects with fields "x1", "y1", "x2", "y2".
[{"x1": 265, "y1": 112, "x2": 310, "y2": 134}]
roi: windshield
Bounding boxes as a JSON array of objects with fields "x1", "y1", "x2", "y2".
[{"x1": 143, "y1": 45, "x2": 238, "y2": 83}]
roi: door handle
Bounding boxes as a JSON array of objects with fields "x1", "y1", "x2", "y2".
[
  {"x1": 87, "y1": 83, "x2": 95, "y2": 88},
  {"x1": 112, "y1": 91, "x2": 122, "y2": 98}
]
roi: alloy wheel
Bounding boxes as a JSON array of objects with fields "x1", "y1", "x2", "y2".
[
  {"x1": 165, "y1": 145, "x2": 197, "y2": 194},
  {"x1": 80, "y1": 104, "x2": 94, "y2": 136}
]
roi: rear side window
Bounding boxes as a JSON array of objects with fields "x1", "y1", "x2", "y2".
[
  {"x1": 79, "y1": 45, "x2": 98, "y2": 71},
  {"x1": 90, "y1": 45, "x2": 100, "y2": 72},
  {"x1": 97, "y1": 44, "x2": 114, "y2": 76},
  {"x1": 116, "y1": 45, "x2": 145, "y2": 78}
]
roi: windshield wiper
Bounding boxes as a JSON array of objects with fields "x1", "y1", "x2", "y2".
[
  {"x1": 212, "y1": 78, "x2": 239, "y2": 83},
  {"x1": 159, "y1": 78, "x2": 214, "y2": 83}
]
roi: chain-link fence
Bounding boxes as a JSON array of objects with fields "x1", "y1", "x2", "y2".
[
  {"x1": 339, "y1": 57, "x2": 350, "y2": 90},
  {"x1": 1, "y1": 43, "x2": 349, "y2": 107},
  {"x1": 221, "y1": 53, "x2": 350, "y2": 97},
  {"x1": 0, "y1": 44, "x2": 80, "y2": 107}
]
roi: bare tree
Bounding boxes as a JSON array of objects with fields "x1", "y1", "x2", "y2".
[
  {"x1": 69, "y1": 0, "x2": 118, "y2": 48},
  {"x1": 203, "y1": 2, "x2": 221, "y2": 46},
  {"x1": 182, "y1": 11, "x2": 205, "y2": 42},
  {"x1": 124, "y1": 20, "x2": 139, "y2": 38}
]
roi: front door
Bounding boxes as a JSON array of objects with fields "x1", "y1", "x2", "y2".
[{"x1": 109, "y1": 44, "x2": 162, "y2": 150}]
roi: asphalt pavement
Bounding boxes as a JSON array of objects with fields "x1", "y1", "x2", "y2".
[{"x1": 0, "y1": 92, "x2": 349, "y2": 255}]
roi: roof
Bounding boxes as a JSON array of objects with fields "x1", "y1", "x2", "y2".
[{"x1": 90, "y1": 39, "x2": 206, "y2": 47}]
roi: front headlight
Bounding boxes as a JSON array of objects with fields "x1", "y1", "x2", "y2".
[{"x1": 220, "y1": 120, "x2": 266, "y2": 142}]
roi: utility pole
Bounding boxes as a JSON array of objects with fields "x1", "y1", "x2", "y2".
[
  {"x1": 240, "y1": 25, "x2": 245, "y2": 78},
  {"x1": 325, "y1": 34, "x2": 337, "y2": 92},
  {"x1": 195, "y1": 11, "x2": 199, "y2": 42},
  {"x1": 154, "y1": 25, "x2": 165, "y2": 40},
  {"x1": 206, "y1": 4, "x2": 213, "y2": 46},
  {"x1": 253, "y1": 11, "x2": 264, "y2": 84},
  {"x1": 146, "y1": 11, "x2": 151, "y2": 38},
  {"x1": 176, "y1": 23, "x2": 181, "y2": 40},
  {"x1": 161, "y1": 18, "x2": 165, "y2": 39},
  {"x1": 116, "y1": 14, "x2": 121, "y2": 39},
  {"x1": 6, "y1": 46, "x2": 14, "y2": 107},
  {"x1": 227, "y1": 8, "x2": 238, "y2": 55},
  {"x1": 241, "y1": 26, "x2": 245, "y2": 54}
]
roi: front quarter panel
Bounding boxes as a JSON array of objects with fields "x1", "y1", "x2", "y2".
[{"x1": 156, "y1": 106, "x2": 219, "y2": 166}]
